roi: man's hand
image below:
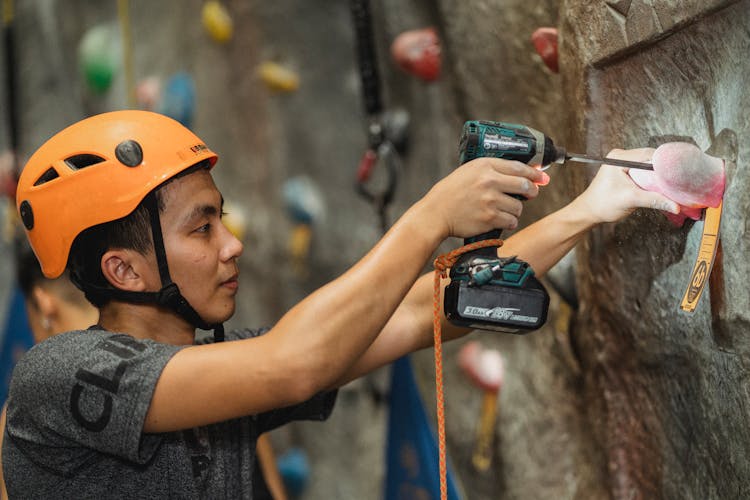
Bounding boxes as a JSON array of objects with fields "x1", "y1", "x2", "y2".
[
  {"x1": 418, "y1": 157, "x2": 549, "y2": 239},
  {"x1": 572, "y1": 148, "x2": 679, "y2": 223}
]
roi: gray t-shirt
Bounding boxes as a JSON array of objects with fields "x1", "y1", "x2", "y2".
[{"x1": 3, "y1": 327, "x2": 336, "y2": 499}]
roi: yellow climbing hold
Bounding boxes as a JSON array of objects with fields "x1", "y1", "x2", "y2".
[
  {"x1": 202, "y1": 1, "x2": 233, "y2": 44},
  {"x1": 288, "y1": 224, "x2": 313, "y2": 261},
  {"x1": 258, "y1": 62, "x2": 300, "y2": 92}
]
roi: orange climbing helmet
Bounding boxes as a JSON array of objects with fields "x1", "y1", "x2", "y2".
[{"x1": 16, "y1": 110, "x2": 218, "y2": 278}]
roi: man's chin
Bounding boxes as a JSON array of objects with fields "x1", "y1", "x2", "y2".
[{"x1": 212, "y1": 304, "x2": 236, "y2": 324}]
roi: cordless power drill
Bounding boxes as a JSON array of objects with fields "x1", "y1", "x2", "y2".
[
  {"x1": 444, "y1": 121, "x2": 654, "y2": 333},
  {"x1": 443, "y1": 121, "x2": 555, "y2": 334}
]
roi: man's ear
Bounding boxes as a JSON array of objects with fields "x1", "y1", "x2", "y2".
[
  {"x1": 101, "y1": 249, "x2": 154, "y2": 292},
  {"x1": 30, "y1": 285, "x2": 56, "y2": 318}
]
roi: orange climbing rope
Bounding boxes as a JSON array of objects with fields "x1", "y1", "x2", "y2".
[{"x1": 432, "y1": 238, "x2": 503, "y2": 500}]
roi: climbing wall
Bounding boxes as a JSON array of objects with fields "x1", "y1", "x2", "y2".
[
  {"x1": 0, "y1": 0, "x2": 577, "y2": 499},
  {"x1": 3, "y1": 0, "x2": 749, "y2": 499},
  {"x1": 559, "y1": 0, "x2": 750, "y2": 498},
  {"x1": 405, "y1": 1, "x2": 750, "y2": 499}
]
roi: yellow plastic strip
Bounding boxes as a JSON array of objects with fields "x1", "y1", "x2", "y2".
[
  {"x1": 680, "y1": 200, "x2": 722, "y2": 313},
  {"x1": 471, "y1": 391, "x2": 498, "y2": 472},
  {"x1": 117, "y1": 0, "x2": 136, "y2": 107},
  {"x1": 2, "y1": 0, "x2": 13, "y2": 27}
]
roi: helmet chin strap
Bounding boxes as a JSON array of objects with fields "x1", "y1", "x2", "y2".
[
  {"x1": 143, "y1": 192, "x2": 225, "y2": 342},
  {"x1": 75, "y1": 193, "x2": 225, "y2": 342}
]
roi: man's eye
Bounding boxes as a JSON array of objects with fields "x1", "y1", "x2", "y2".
[{"x1": 196, "y1": 224, "x2": 211, "y2": 233}]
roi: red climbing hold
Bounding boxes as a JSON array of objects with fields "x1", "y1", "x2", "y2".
[
  {"x1": 390, "y1": 27, "x2": 441, "y2": 82},
  {"x1": 531, "y1": 27, "x2": 559, "y2": 73}
]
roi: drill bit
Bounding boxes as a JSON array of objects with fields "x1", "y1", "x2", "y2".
[{"x1": 564, "y1": 152, "x2": 654, "y2": 170}]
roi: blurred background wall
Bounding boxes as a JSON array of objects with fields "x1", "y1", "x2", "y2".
[{"x1": 0, "y1": 0, "x2": 747, "y2": 498}]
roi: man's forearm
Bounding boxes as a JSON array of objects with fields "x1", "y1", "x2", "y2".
[
  {"x1": 499, "y1": 197, "x2": 598, "y2": 276},
  {"x1": 398, "y1": 199, "x2": 594, "y2": 346},
  {"x1": 328, "y1": 270, "x2": 469, "y2": 388},
  {"x1": 332, "y1": 198, "x2": 601, "y2": 386}
]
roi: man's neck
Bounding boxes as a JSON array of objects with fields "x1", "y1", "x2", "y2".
[{"x1": 98, "y1": 301, "x2": 196, "y2": 345}]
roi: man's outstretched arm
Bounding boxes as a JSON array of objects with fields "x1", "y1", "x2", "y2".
[{"x1": 333, "y1": 151, "x2": 680, "y2": 385}]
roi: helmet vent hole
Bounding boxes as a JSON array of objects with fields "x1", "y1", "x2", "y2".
[
  {"x1": 65, "y1": 154, "x2": 105, "y2": 170},
  {"x1": 33, "y1": 167, "x2": 60, "y2": 186}
]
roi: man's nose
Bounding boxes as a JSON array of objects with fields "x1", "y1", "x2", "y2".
[{"x1": 220, "y1": 223, "x2": 244, "y2": 261}]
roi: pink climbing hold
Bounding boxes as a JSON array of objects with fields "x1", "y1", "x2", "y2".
[
  {"x1": 531, "y1": 27, "x2": 559, "y2": 73},
  {"x1": 458, "y1": 340, "x2": 504, "y2": 393},
  {"x1": 629, "y1": 142, "x2": 725, "y2": 225}
]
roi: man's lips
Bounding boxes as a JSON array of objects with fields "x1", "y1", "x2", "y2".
[{"x1": 221, "y1": 274, "x2": 239, "y2": 290}]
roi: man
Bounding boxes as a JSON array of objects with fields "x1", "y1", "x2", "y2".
[
  {"x1": 0, "y1": 244, "x2": 99, "y2": 500},
  {"x1": 14, "y1": 243, "x2": 99, "y2": 345},
  {"x1": 2, "y1": 243, "x2": 286, "y2": 498},
  {"x1": 3, "y1": 110, "x2": 677, "y2": 498}
]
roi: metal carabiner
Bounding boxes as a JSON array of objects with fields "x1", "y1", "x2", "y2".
[{"x1": 355, "y1": 140, "x2": 401, "y2": 233}]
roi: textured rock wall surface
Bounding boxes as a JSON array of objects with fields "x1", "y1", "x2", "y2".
[
  {"x1": 560, "y1": 0, "x2": 750, "y2": 498},
  {"x1": 0, "y1": 0, "x2": 591, "y2": 499}
]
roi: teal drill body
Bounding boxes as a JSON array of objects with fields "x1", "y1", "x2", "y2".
[
  {"x1": 458, "y1": 120, "x2": 565, "y2": 167},
  {"x1": 443, "y1": 120, "x2": 551, "y2": 334}
]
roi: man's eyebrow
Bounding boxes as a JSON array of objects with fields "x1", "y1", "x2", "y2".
[{"x1": 181, "y1": 202, "x2": 221, "y2": 226}]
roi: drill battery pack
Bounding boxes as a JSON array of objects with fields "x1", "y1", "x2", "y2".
[{"x1": 443, "y1": 254, "x2": 549, "y2": 334}]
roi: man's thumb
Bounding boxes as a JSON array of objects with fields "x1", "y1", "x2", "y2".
[{"x1": 646, "y1": 193, "x2": 680, "y2": 214}]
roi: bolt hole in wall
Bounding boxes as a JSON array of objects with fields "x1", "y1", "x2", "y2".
[{"x1": 705, "y1": 129, "x2": 738, "y2": 350}]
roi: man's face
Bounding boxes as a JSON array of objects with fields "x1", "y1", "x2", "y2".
[
  {"x1": 155, "y1": 169, "x2": 244, "y2": 324},
  {"x1": 24, "y1": 299, "x2": 49, "y2": 344}
]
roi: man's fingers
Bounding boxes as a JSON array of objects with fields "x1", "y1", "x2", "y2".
[
  {"x1": 493, "y1": 211, "x2": 519, "y2": 230},
  {"x1": 489, "y1": 159, "x2": 547, "y2": 184},
  {"x1": 642, "y1": 192, "x2": 680, "y2": 214},
  {"x1": 607, "y1": 147, "x2": 655, "y2": 163},
  {"x1": 493, "y1": 163, "x2": 543, "y2": 199},
  {"x1": 498, "y1": 194, "x2": 524, "y2": 218}
]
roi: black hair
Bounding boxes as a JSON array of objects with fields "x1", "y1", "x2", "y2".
[
  {"x1": 16, "y1": 239, "x2": 47, "y2": 298},
  {"x1": 16, "y1": 238, "x2": 83, "y2": 307},
  {"x1": 67, "y1": 160, "x2": 211, "y2": 307},
  {"x1": 67, "y1": 200, "x2": 154, "y2": 307}
]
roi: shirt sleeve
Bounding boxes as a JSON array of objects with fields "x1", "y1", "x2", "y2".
[
  {"x1": 226, "y1": 327, "x2": 338, "y2": 432},
  {"x1": 208, "y1": 327, "x2": 339, "y2": 433},
  {"x1": 254, "y1": 390, "x2": 338, "y2": 434},
  {"x1": 5, "y1": 329, "x2": 183, "y2": 474}
]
